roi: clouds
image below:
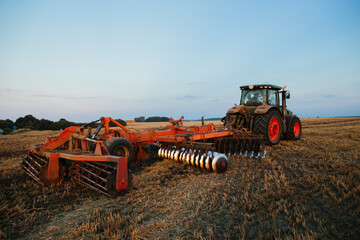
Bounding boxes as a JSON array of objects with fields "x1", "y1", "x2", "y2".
[
  {"x1": 30, "y1": 94, "x2": 104, "y2": 100},
  {"x1": 0, "y1": 88, "x2": 103, "y2": 100},
  {"x1": 176, "y1": 95, "x2": 200, "y2": 101},
  {"x1": 31, "y1": 94, "x2": 56, "y2": 98},
  {"x1": 0, "y1": 88, "x2": 13, "y2": 93}
]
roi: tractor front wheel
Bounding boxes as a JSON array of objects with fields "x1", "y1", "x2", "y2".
[
  {"x1": 254, "y1": 109, "x2": 283, "y2": 145},
  {"x1": 284, "y1": 116, "x2": 302, "y2": 140}
]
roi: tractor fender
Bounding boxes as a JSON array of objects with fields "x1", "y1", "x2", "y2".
[
  {"x1": 226, "y1": 105, "x2": 246, "y2": 114},
  {"x1": 254, "y1": 105, "x2": 275, "y2": 114},
  {"x1": 255, "y1": 106, "x2": 285, "y2": 135}
]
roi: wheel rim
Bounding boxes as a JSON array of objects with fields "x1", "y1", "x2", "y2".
[
  {"x1": 269, "y1": 118, "x2": 280, "y2": 140},
  {"x1": 294, "y1": 122, "x2": 300, "y2": 137},
  {"x1": 113, "y1": 146, "x2": 129, "y2": 157}
]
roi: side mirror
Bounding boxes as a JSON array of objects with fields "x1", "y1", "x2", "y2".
[{"x1": 286, "y1": 92, "x2": 290, "y2": 99}]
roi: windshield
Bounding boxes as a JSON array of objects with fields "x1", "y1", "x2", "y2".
[{"x1": 241, "y1": 89, "x2": 266, "y2": 106}]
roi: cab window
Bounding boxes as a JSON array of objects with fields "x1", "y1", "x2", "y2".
[
  {"x1": 241, "y1": 89, "x2": 266, "y2": 106},
  {"x1": 268, "y1": 90, "x2": 278, "y2": 106}
]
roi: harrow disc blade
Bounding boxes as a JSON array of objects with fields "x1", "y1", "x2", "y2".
[
  {"x1": 199, "y1": 155, "x2": 206, "y2": 169},
  {"x1": 190, "y1": 153, "x2": 196, "y2": 166},
  {"x1": 205, "y1": 155, "x2": 212, "y2": 171},
  {"x1": 173, "y1": 150, "x2": 181, "y2": 161},
  {"x1": 195, "y1": 155, "x2": 200, "y2": 167},
  {"x1": 212, "y1": 154, "x2": 228, "y2": 173}
]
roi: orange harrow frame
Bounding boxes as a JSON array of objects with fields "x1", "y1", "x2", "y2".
[
  {"x1": 23, "y1": 126, "x2": 129, "y2": 197},
  {"x1": 23, "y1": 116, "x2": 265, "y2": 197},
  {"x1": 100, "y1": 117, "x2": 233, "y2": 152}
]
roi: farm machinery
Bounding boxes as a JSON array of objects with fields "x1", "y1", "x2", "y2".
[
  {"x1": 22, "y1": 84, "x2": 301, "y2": 197},
  {"x1": 222, "y1": 84, "x2": 302, "y2": 145},
  {"x1": 22, "y1": 116, "x2": 265, "y2": 197}
]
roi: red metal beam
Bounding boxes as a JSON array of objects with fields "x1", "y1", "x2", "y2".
[
  {"x1": 47, "y1": 153, "x2": 59, "y2": 181},
  {"x1": 116, "y1": 157, "x2": 128, "y2": 190}
]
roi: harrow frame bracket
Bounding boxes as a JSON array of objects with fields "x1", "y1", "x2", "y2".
[
  {"x1": 116, "y1": 157, "x2": 128, "y2": 190},
  {"x1": 48, "y1": 153, "x2": 59, "y2": 181}
]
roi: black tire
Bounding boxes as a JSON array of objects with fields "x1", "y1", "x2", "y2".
[
  {"x1": 284, "y1": 116, "x2": 302, "y2": 140},
  {"x1": 105, "y1": 137, "x2": 135, "y2": 166},
  {"x1": 253, "y1": 109, "x2": 283, "y2": 145}
]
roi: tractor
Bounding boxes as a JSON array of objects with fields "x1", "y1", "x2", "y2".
[{"x1": 222, "y1": 84, "x2": 301, "y2": 145}]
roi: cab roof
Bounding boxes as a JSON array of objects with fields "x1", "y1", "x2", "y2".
[{"x1": 240, "y1": 84, "x2": 282, "y2": 90}]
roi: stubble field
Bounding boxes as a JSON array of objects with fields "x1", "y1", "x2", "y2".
[{"x1": 0, "y1": 117, "x2": 359, "y2": 239}]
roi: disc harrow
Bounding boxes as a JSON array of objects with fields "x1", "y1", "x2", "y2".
[
  {"x1": 157, "y1": 137, "x2": 266, "y2": 173},
  {"x1": 21, "y1": 116, "x2": 268, "y2": 197}
]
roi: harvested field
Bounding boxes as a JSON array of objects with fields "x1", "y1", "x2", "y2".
[{"x1": 0, "y1": 117, "x2": 359, "y2": 239}]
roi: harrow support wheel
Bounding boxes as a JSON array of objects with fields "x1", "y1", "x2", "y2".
[
  {"x1": 105, "y1": 137, "x2": 135, "y2": 167},
  {"x1": 254, "y1": 109, "x2": 283, "y2": 145},
  {"x1": 284, "y1": 116, "x2": 302, "y2": 140}
]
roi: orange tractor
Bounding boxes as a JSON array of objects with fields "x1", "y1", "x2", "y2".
[{"x1": 22, "y1": 116, "x2": 266, "y2": 197}]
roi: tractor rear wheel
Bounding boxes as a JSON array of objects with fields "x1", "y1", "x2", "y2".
[
  {"x1": 254, "y1": 109, "x2": 283, "y2": 145},
  {"x1": 284, "y1": 116, "x2": 302, "y2": 140},
  {"x1": 105, "y1": 137, "x2": 135, "y2": 166}
]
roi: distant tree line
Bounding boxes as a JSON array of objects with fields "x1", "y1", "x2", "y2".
[
  {"x1": 0, "y1": 115, "x2": 126, "y2": 135},
  {"x1": 134, "y1": 116, "x2": 170, "y2": 122},
  {"x1": 0, "y1": 119, "x2": 14, "y2": 134},
  {"x1": 134, "y1": 116, "x2": 145, "y2": 122},
  {"x1": 108, "y1": 119, "x2": 127, "y2": 127}
]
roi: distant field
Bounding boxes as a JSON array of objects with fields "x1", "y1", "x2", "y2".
[{"x1": 0, "y1": 117, "x2": 359, "y2": 239}]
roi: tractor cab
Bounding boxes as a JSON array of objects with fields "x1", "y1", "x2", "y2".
[{"x1": 240, "y1": 84, "x2": 283, "y2": 107}]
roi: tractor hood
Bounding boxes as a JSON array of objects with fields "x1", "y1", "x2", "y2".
[
  {"x1": 226, "y1": 105, "x2": 257, "y2": 115},
  {"x1": 254, "y1": 104, "x2": 273, "y2": 114},
  {"x1": 227, "y1": 104, "x2": 279, "y2": 115},
  {"x1": 226, "y1": 105, "x2": 246, "y2": 114}
]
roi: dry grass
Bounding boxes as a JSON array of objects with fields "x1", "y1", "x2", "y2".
[{"x1": 0, "y1": 118, "x2": 359, "y2": 239}]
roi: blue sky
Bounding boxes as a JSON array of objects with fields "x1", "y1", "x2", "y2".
[{"x1": 0, "y1": 0, "x2": 359, "y2": 122}]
